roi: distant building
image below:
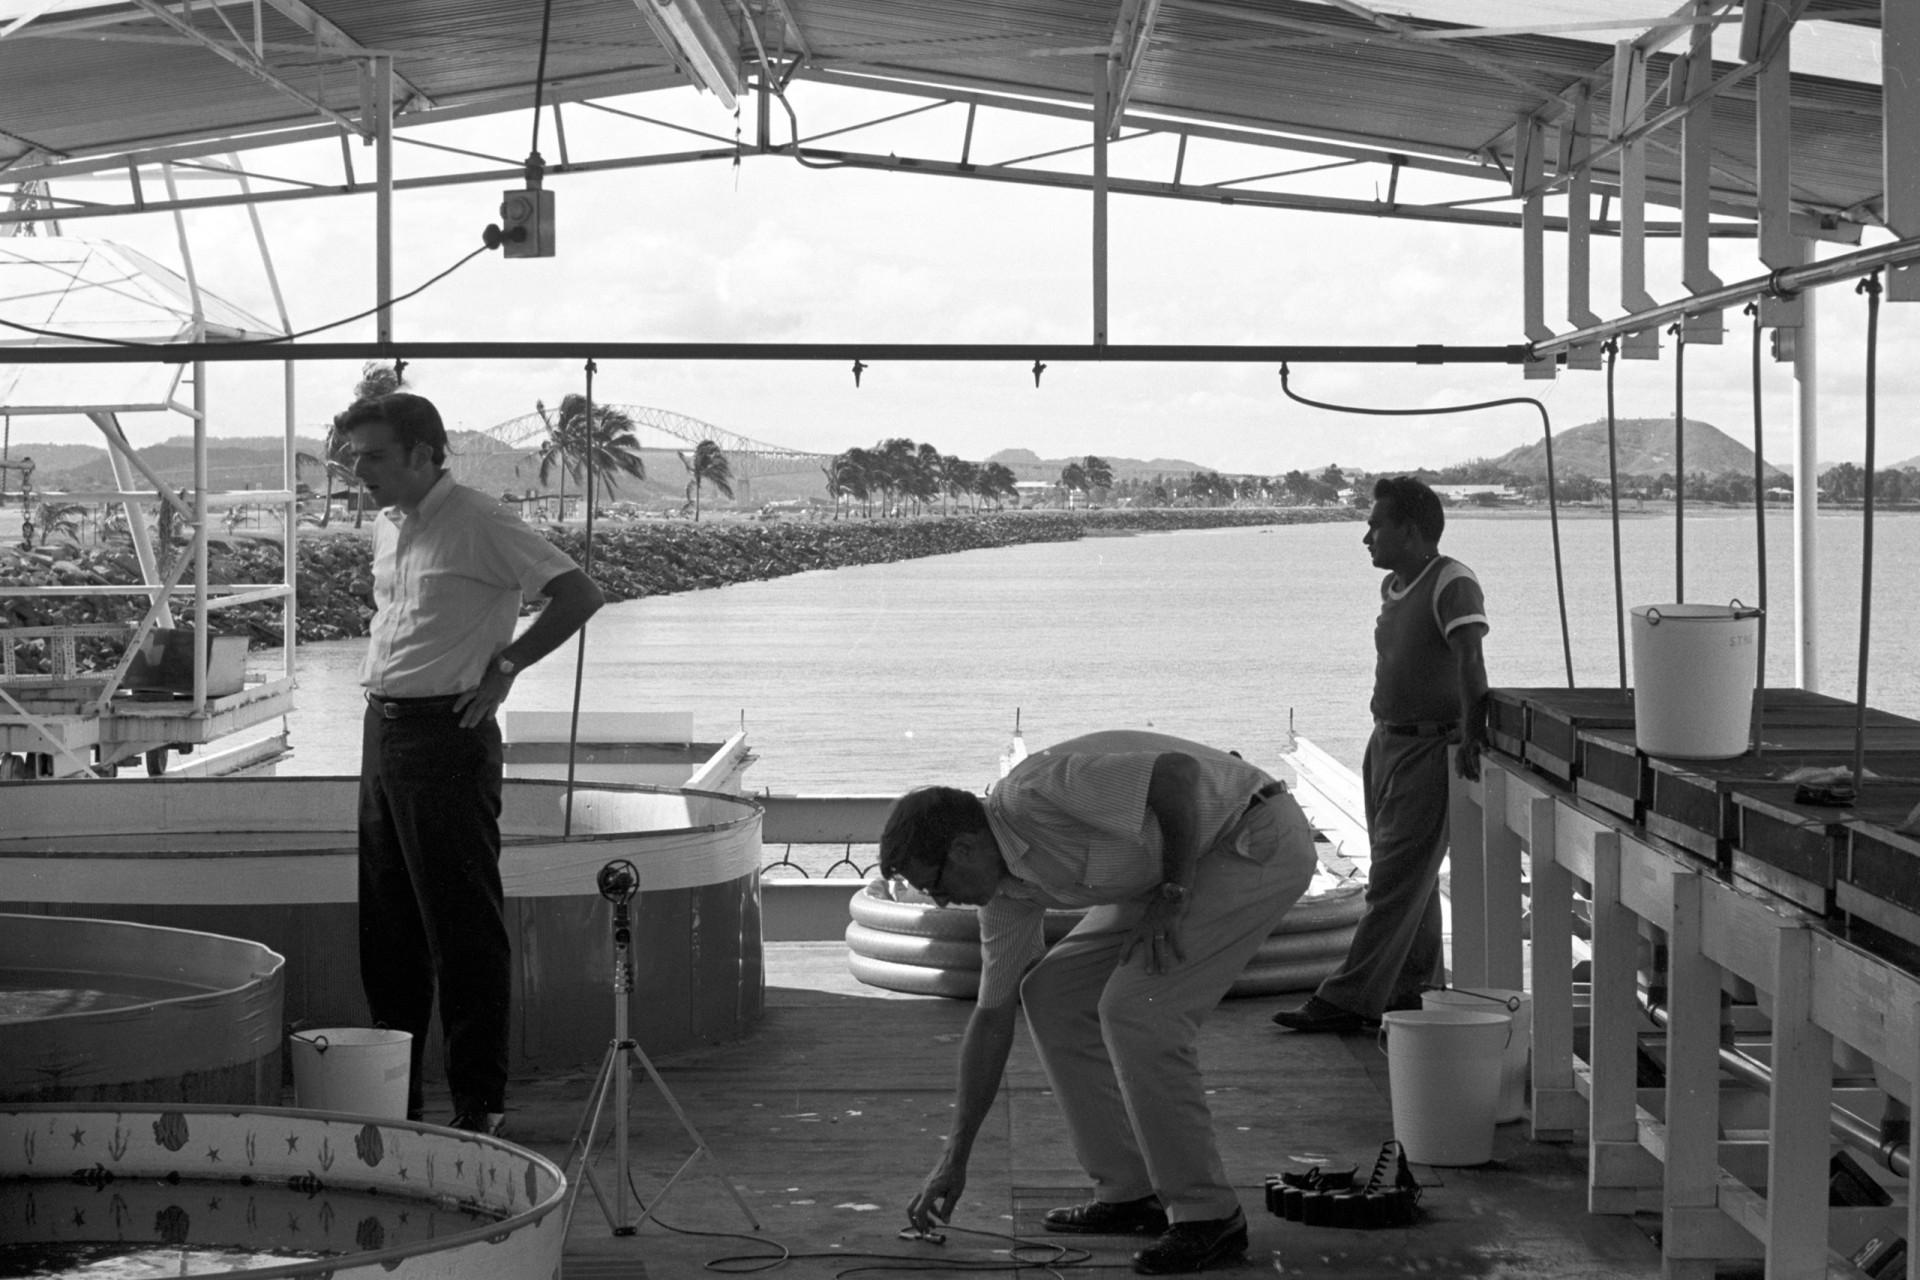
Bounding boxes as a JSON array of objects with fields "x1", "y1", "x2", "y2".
[{"x1": 1431, "y1": 484, "x2": 1511, "y2": 502}]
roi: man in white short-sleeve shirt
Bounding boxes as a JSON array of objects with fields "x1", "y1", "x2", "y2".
[
  {"x1": 338, "y1": 392, "x2": 603, "y2": 1135},
  {"x1": 887, "y1": 730, "x2": 1317, "y2": 1275}
]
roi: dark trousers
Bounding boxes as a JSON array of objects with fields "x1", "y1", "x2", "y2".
[
  {"x1": 358, "y1": 701, "x2": 510, "y2": 1118},
  {"x1": 1312, "y1": 727, "x2": 1451, "y2": 1018}
]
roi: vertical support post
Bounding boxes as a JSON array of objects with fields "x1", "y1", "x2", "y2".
[
  {"x1": 283, "y1": 361, "x2": 298, "y2": 682},
  {"x1": 1793, "y1": 243, "x2": 1819, "y2": 690},
  {"x1": 1092, "y1": 60, "x2": 1109, "y2": 348},
  {"x1": 1680, "y1": 2, "x2": 1723, "y2": 342},
  {"x1": 1612, "y1": 44, "x2": 1659, "y2": 358},
  {"x1": 1450, "y1": 760, "x2": 1488, "y2": 989},
  {"x1": 1517, "y1": 115, "x2": 1555, "y2": 380},
  {"x1": 1480, "y1": 768, "x2": 1526, "y2": 990},
  {"x1": 1763, "y1": 927, "x2": 1831, "y2": 1278},
  {"x1": 192, "y1": 362, "x2": 209, "y2": 714},
  {"x1": 1659, "y1": 873, "x2": 1730, "y2": 1279},
  {"x1": 1587, "y1": 831, "x2": 1642, "y2": 1214},
  {"x1": 1883, "y1": 0, "x2": 1920, "y2": 300},
  {"x1": 1530, "y1": 797, "x2": 1580, "y2": 1139},
  {"x1": 1562, "y1": 88, "x2": 1602, "y2": 370},
  {"x1": 1753, "y1": 15, "x2": 1804, "y2": 330},
  {"x1": 373, "y1": 55, "x2": 394, "y2": 344}
]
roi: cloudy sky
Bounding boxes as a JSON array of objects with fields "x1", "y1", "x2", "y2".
[{"x1": 10, "y1": 73, "x2": 1918, "y2": 476}]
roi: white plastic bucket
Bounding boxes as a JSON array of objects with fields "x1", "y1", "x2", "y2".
[
  {"x1": 1422, "y1": 988, "x2": 1531, "y2": 1123},
  {"x1": 289, "y1": 1028, "x2": 411, "y2": 1119},
  {"x1": 1379, "y1": 1010, "x2": 1510, "y2": 1166},
  {"x1": 1630, "y1": 603, "x2": 1761, "y2": 759}
]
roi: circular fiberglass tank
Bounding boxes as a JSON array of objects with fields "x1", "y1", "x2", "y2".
[
  {"x1": 0, "y1": 914, "x2": 284, "y2": 1106},
  {"x1": 0, "y1": 1104, "x2": 565, "y2": 1279},
  {"x1": 0, "y1": 778, "x2": 764, "y2": 1074}
]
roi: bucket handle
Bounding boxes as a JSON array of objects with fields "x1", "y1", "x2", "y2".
[
  {"x1": 1439, "y1": 986, "x2": 1523, "y2": 1014},
  {"x1": 1643, "y1": 602, "x2": 1764, "y2": 624},
  {"x1": 291, "y1": 1032, "x2": 330, "y2": 1054}
]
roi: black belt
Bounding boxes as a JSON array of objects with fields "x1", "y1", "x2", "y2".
[
  {"x1": 1375, "y1": 720, "x2": 1456, "y2": 739},
  {"x1": 366, "y1": 692, "x2": 464, "y2": 719}
]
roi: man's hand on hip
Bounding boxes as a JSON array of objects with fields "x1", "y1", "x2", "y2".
[
  {"x1": 1119, "y1": 895, "x2": 1188, "y2": 975},
  {"x1": 454, "y1": 660, "x2": 515, "y2": 728}
]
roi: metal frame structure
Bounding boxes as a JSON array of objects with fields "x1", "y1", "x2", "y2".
[
  {"x1": 2, "y1": 0, "x2": 1917, "y2": 726},
  {"x1": 0, "y1": 179, "x2": 299, "y2": 776}
]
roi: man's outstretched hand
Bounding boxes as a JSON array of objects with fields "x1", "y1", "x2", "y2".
[{"x1": 908, "y1": 1156, "x2": 965, "y2": 1233}]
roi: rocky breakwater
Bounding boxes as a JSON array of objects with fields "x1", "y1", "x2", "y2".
[{"x1": 0, "y1": 507, "x2": 1356, "y2": 661}]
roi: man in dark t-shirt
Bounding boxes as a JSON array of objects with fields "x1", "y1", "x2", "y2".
[{"x1": 1274, "y1": 476, "x2": 1489, "y2": 1033}]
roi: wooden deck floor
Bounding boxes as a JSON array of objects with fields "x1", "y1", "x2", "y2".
[{"x1": 481, "y1": 942, "x2": 1665, "y2": 1279}]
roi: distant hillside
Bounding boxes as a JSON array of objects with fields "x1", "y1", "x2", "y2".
[
  {"x1": 986, "y1": 447, "x2": 1209, "y2": 481},
  {"x1": 1493, "y1": 417, "x2": 1787, "y2": 482}
]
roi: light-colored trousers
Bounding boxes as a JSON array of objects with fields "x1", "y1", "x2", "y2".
[
  {"x1": 1018, "y1": 791, "x2": 1318, "y2": 1223},
  {"x1": 1313, "y1": 727, "x2": 1451, "y2": 1019}
]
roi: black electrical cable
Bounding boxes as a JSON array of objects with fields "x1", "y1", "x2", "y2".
[
  {"x1": 1853, "y1": 271, "x2": 1883, "y2": 790},
  {"x1": 1601, "y1": 340, "x2": 1627, "y2": 689},
  {"x1": 1674, "y1": 320, "x2": 1689, "y2": 606},
  {"x1": 1744, "y1": 301, "x2": 1770, "y2": 755},
  {"x1": 530, "y1": 0, "x2": 557, "y2": 159},
  {"x1": 1278, "y1": 364, "x2": 1576, "y2": 686},
  {"x1": 0, "y1": 244, "x2": 491, "y2": 348},
  {"x1": 622, "y1": 1171, "x2": 1096, "y2": 1277}
]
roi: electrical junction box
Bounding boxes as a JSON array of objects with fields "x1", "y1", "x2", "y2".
[{"x1": 500, "y1": 187, "x2": 555, "y2": 258}]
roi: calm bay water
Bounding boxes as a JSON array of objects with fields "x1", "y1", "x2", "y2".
[{"x1": 272, "y1": 509, "x2": 1920, "y2": 790}]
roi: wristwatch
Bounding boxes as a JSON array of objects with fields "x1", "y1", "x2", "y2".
[
  {"x1": 494, "y1": 654, "x2": 519, "y2": 678},
  {"x1": 1157, "y1": 881, "x2": 1190, "y2": 905}
]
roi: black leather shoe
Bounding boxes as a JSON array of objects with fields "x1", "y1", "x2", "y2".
[
  {"x1": 1271, "y1": 996, "x2": 1372, "y2": 1033},
  {"x1": 1043, "y1": 1194, "x2": 1168, "y2": 1235},
  {"x1": 450, "y1": 1110, "x2": 505, "y2": 1137},
  {"x1": 1132, "y1": 1209, "x2": 1249, "y2": 1274}
]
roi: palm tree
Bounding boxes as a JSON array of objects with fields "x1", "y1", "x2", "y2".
[
  {"x1": 915, "y1": 443, "x2": 946, "y2": 515},
  {"x1": 978, "y1": 461, "x2": 1018, "y2": 510},
  {"x1": 1083, "y1": 454, "x2": 1114, "y2": 496},
  {"x1": 29, "y1": 499, "x2": 85, "y2": 548},
  {"x1": 944, "y1": 456, "x2": 978, "y2": 513},
  {"x1": 825, "y1": 450, "x2": 871, "y2": 519},
  {"x1": 683, "y1": 439, "x2": 734, "y2": 521},
  {"x1": 1059, "y1": 461, "x2": 1088, "y2": 510},
  {"x1": 533, "y1": 394, "x2": 646, "y2": 522}
]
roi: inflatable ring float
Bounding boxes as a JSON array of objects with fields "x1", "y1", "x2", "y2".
[{"x1": 846, "y1": 874, "x2": 1365, "y2": 999}]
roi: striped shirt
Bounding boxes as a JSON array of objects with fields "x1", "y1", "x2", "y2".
[
  {"x1": 361, "y1": 473, "x2": 580, "y2": 698},
  {"x1": 976, "y1": 730, "x2": 1278, "y2": 1007}
]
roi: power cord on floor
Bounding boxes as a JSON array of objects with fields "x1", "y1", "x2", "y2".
[{"x1": 625, "y1": 1170, "x2": 1097, "y2": 1276}]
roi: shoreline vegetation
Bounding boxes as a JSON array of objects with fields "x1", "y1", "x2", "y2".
[{"x1": 1, "y1": 506, "x2": 1360, "y2": 658}]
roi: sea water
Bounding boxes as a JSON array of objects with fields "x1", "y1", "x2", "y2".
[{"x1": 270, "y1": 509, "x2": 1920, "y2": 790}]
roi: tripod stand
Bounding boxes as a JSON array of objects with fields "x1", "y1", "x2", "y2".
[{"x1": 560, "y1": 860, "x2": 762, "y2": 1237}]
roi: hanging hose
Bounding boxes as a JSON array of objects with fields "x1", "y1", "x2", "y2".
[
  {"x1": 1853, "y1": 273, "x2": 1883, "y2": 789},
  {"x1": 1669, "y1": 323, "x2": 1685, "y2": 602},
  {"x1": 1745, "y1": 303, "x2": 1771, "y2": 755},
  {"x1": 1602, "y1": 341, "x2": 1628, "y2": 688},
  {"x1": 1278, "y1": 365, "x2": 1575, "y2": 685}
]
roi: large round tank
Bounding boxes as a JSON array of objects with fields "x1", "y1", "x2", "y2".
[
  {"x1": 0, "y1": 778, "x2": 764, "y2": 1073},
  {"x1": 0, "y1": 1104, "x2": 566, "y2": 1279},
  {"x1": 0, "y1": 915, "x2": 284, "y2": 1105}
]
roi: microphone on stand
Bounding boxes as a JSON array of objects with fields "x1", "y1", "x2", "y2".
[{"x1": 596, "y1": 859, "x2": 639, "y2": 905}]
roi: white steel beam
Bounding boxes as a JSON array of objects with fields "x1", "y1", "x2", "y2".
[
  {"x1": 1516, "y1": 114, "x2": 1555, "y2": 377},
  {"x1": 1680, "y1": 2, "x2": 1723, "y2": 342},
  {"x1": 1093, "y1": 60, "x2": 1109, "y2": 347},
  {"x1": 373, "y1": 55, "x2": 393, "y2": 344},
  {"x1": 126, "y1": 0, "x2": 369, "y2": 139},
  {"x1": 1611, "y1": 42, "x2": 1660, "y2": 358},
  {"x1": 1562, "y1": 89, "x2": 1603, "y2": 370},
  {"x1": 1749, "y1": 0, "x2": 1805, "y2": 329},
  {"x1": 257, "y1": 0, "x2": 435, "y2": 108},
  {"x1": 1885, "y1": 0, "x2": 1920, "y2": 301},
  {"x1": 1106, "y1": 0, "x2": 1164, "y2": 140},
  {"x1": 1792, "y1": 240, "x2": 1819, "y2": 690}
]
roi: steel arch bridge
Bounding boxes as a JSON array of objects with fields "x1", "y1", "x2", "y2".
[{"x1": 474, "y1": 404, "x2": 834, "y2": 503}]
